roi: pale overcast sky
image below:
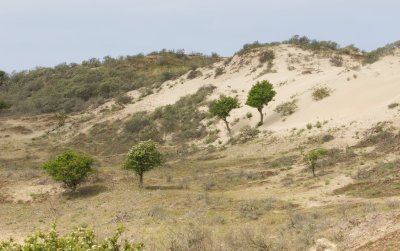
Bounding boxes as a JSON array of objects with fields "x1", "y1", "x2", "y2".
[{"x1": 1, "y1": 0, "x2": 399, "y2": 72}]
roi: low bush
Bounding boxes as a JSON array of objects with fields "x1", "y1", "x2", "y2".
[
  {"x1": 187, "y1": 69, "x2": 203, "y2": 79},
  {"x1": 329, "y1": 55, "x2": 344, "y2": 67},
  {"x1": 259, "y1": 50, "x2": 275, "y2": 64},
  {"x1": 0, "y1": 225, "x2": 143, "y2": 250},
  {"x1": 312, "y1": 86, "x2": 332, "y2": 101},
  {"x1": 274, "y1": 99, "x2": 298, "y2": 116},
  {"x1": 214, "y1": 67, "x2": 225, "y2": 78},
  {"x1": 42, "y1": 150, "x2": 94, "y2": 192},
  {"x1": 388, "y1": 103, "x2": 399, "y2": 109}
]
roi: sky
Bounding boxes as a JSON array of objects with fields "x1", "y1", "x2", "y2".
[{"x1": 1, "y1": 0, "x2": 399, "y2": 72}]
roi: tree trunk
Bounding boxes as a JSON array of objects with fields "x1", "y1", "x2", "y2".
[
  {"x1": 138, "y1": 173, "x2": 144, "y2": 188},
  {"x1": 223, "y1": 118, "x2": 231, "y2": 133},
  {"x1": 257, "y1": 107, "x2": 264, "y2": 125},
  {"x1": 311, "y1": 163, "x2": 316, "y2": 177}
]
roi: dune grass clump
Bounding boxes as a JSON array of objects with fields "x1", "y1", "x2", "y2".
[
  {"x1": 312, "y1": 86, "x2": 332, "y2": 101},
  {"x1": 274, "y1": 99, "x2": 298, "y2": 116}
]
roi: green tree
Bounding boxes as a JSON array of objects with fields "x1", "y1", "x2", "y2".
[
  {"x1": 246, "y1": 80, "x2": 276, "y2": 125},
  {"x1": 304, "y1": 148, "x2": 328, "y2": 177},
  {"x1": 0, "y1": 99, "x2": 10, "y2": 111},
  {"x1": 42, "y1": 150, "x2": 94, "y2": 191},
  {"x1": 209, "y1": 95, "x2": 240, "y2": 133},
  {"x1": 124, "y1": 140, "x2": 162, "y2": 188},
  {"x1": 0, "y1": 70, "x2": 5, "y2": 85}
]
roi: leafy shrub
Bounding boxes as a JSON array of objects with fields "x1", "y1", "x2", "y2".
[
  {"x1": 306, "y1": 123, "x2": 313, "y2": 130},
  {"x1": 274, "y1": 99, "x2": 298, "y2": 116},
  {"x1": 42, "y1": 150, "x2": 94, "y2": 191},
  {"x1": 123, "y1": 140, "x2": 162, "y2": 188},
  {"x1": 0, "y1": 225, "x2": 143, "y2": 250},
  {"x1": 312, "y1": 86, "x2": 332, "y2": 101},
  {"x1": 246, "y1": 112, "x2": 253, "y2": 119},
  {"x1": 304, "y1": 148, "x2": 328, "y2": 177}
]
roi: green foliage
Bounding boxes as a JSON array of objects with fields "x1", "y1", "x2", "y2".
[
  {"x1": 246, "y1": 80, "x2": 276, "y2": 125},
  {"x1": 42, "y1": 150, "x2": 94, "y2": 191},
  {"x1": 304, "y1": 148, "x2": 328, "y2": 177},
  {"x1": 274, "y1": 99, "x2": 298, "y2": 116},
  {"x1": 209, "y1": 96, "x2": 240, "y2": 120},
  {"x1": 0, "y1": 99, "x2": 10, "y2": 111},
  {"x1": 0, "y1": 51, "x2": 219, "y2": 115},
  {"x1": 209, "y1": 95, "x2": 240, "y2": 133},
  {"x1": 55, "y1": 112, "x2": 68, "y2": 127},
  {"x1": 123, "y1": 140, "x2": 162, "y2": 188},
  {"x1": 0, "y1": 225, "x2": 143, "y2": 250},
  {"x1": 363, "y1": 41, "x2": 400, "y2": 64},
  {"x1": 306, "y1": 123, "x2": 313, "y2": 130}
]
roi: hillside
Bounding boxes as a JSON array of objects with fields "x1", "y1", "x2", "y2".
[{"x1": 1, "y1": 38, "x2": 400, "y2": 250}]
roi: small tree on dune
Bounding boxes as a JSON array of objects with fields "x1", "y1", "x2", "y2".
[
  {"x1": 246, "y1": 80, "x2": 276, "y2": 126},
  {"x1": 42, "y1": 150, "x2": 94, "y2": 192},
  {"x1": 304, "y1": 148, "x2": 328, "y2": 177},
  {"x1": 124, "y1": 140, "x2": 162, "y2": 188},
  {"x1": 209, "y1": 95, "x2": 240, "y2": 133}
]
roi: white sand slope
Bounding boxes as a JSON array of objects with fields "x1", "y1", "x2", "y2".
[{"x1": 79, "y1": 45, "x2": 400, "y2": 137}]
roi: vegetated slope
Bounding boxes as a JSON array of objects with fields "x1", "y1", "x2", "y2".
[
  {"x1": 1, "y1": 38, "x2": 400, "y2": 250},
  {"x1": 64, "y1": 40, "x2": 400, "y2": 157},
  {"x1": 0, "y1": 50, "x2": 220, "y2": 115}
]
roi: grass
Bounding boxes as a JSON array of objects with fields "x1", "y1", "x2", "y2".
[
  {"x1": 312, "y1": 86, "x2": 332, "y2": 101},
  {"x1": 274, "y1": 99, "x2": 298, "y2": 116}
]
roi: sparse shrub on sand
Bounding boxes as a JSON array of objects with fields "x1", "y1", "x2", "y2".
[
  {"x1": 312, "y1": 86, "x2": 332, "y2": 101},
  {"x1": 329, "y1": 55, "x2": 344, "y2": 67},
  {"x1": 115, "y1": 94, "x2": 132, "y2": 106},
  {"x1": 274, "y1": 99, "x2": 298, "y2": 116},
  {"x1": 388, "y1": 102, "x2": 399, "y2": 109},
  {"x1": 187, "y1": 69, "x2": 203, "y2": 79},
  {"x1": 214, "y1": 67, "x2": 225, "y2": 78}
]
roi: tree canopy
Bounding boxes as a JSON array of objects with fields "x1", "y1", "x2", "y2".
[
  {"x1": 209, "y1": 95, "x2": 240, "y2": 133},
  {"x1": 246, "y1": 80, "x2": 276, "y2": 125},
  {"x1": 123, "y1": 140, "x2": 162, "y2": 188}
]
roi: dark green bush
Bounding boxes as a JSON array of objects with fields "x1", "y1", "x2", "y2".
[
  {"x1": 0, "y1": 51, "x2": 219, "y2": 115},
  {"x1": 42, "y1": 150, "x2": 94, "y2": 191}
]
